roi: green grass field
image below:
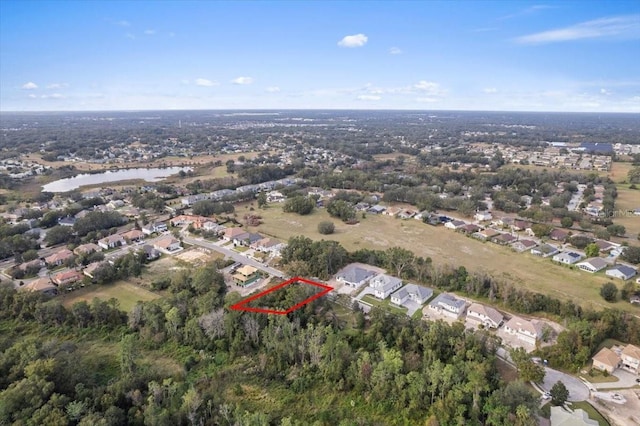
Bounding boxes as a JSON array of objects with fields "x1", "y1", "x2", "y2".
[
  {"x1": 570, "y1": 401, "x2": 610, "y2": 426},
  {"x1": 245, "y1": 203, "x2": 639, "y2": 313},
  {"x1": 61, "y1": 280, "x2": 161, "y2": 312}
]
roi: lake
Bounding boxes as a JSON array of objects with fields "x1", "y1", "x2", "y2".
[{"x1": 42, "y1": 167, "x2": 191, "y2": 193}]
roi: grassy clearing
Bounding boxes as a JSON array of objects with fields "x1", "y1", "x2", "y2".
[
  {"x1": 361, "y1": 294, "x2": 408, "y2": 315},
  {"x1": 612, "y1": 187, "x2": 640, "y2": 239},
  {"x1": 496, "y1": 358, "x2": 518, "y2": 383},
  {"x1": 609, "y1": 162, "x2": 634, "y2": 184},
  {"x1": 570, "y1": 401, "x2": 611, "y2": 426},
  {"x1": 60, "y1": 280, "x2": 160, "y2": 312},
  {"x1": 246, "y1": 203, "x2": 640, "y2": 313}
]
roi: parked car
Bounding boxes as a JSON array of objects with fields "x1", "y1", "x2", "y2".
[{"x1": 542, "y1": 392, "x2": 551, "y2": 400}]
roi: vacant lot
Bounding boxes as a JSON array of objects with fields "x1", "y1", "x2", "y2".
[
  {"x1": 247, "y1": 204, "x2": 639, "y2": 313},
  {"x1": 61, "y1": 281, "x2": 160, "y2": 312},
  {"x1": 609, "y1": 161, "x2": 634, "y2": 184},
  {"x1": 612, "y1": 187, "x2": 640, "y2": 238}
]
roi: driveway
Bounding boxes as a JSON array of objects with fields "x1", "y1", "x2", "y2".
[
  {"x1": 589, "y1": 369, "x2": 640, "y2": 390},
  {"x1": 541, "y1": 367, "x2": 589, "y2": 401}
]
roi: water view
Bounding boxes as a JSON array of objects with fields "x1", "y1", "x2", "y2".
[{"x1": 42, "y1": 167, "x2": 190, "y2": 193}]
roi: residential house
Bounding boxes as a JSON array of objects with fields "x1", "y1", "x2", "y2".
[
  {"x1": 83, "y1": 262, "x2": 104, "y2": 279},
  {"x1": 250, "y1": 237, "x2": 285, "y2": 256},
  {"x1": 367, "y1": 205, "x2": 386, "y2": 215},
  {"x1": 369, "y1": 274, "x2": 403, "y2": 299},
  {"x1": 512, "y1": 220, "x2": 532, "y2": 232},
  {"x1": 606, "y1": 265, "x2": 637, "y2": 281},
  {"x1": 595, "y1": 239, "x2": 619, "y2": 253},
  {"x1": 22, "y1": 278, "x2": 57, "y2": 296},
  {"x1": 460, "y1": 224, "x2": 481, "y2": 234},
  {"x1": 549, "y1": 228, "x2": 569, "y2": 242},
  {"x1": 495, "y1": 217, "x2": 514, "y2": 228},
  {"x1": 142, "y1": 244, "x2": 161, "y2": 261},
  {"x1": 591, "y1": 347, "x2": 621, "y2": 374},
  {"x1": 142, "y1": 222, "x2": 167, "y2": 235},
  {"x1": 390, "y1": 284, "x2": 433, "y2": 306},
  {"x1": 552, "y1": 251, "x2": 583, "y2": 265},
  {"x1": 549, "y1": 406, "x2": 598, "y2": 426},
  {"x1": 503, "y1": 315, "x2": 543, "y2": 346},
  {"x1": 73, "y1": 243, "x2": 101, "y2": 256},
  {"x1": 18, "y1": 258, "x2": 44, "y2": 272},
  {"x1": 493, "y1": 233, "x2": 517, "y2": 245},
  {"x1": 474, "y1": 211, "x2": 492, "y2": 222},
  {"x1": 58, "y1": 216, "x2": 76, "y2": 227},
  {"x1": 98, "y1": 234, "x2": 126, "y2": 250},
  {"x1": 44, "y1": 249, "x2": 74, "y2": 267},
  {"x1": 466, "y1": 303, "x2": 504, "y2": 329},
  {"x1": 223, "y1": 227, "x2": 249, "y2": 242},
  {"x1": 233, "y1": 265, "x2": 260, "y2": 287},
  {"x1": 120, "y1": 229, "x2": 144, "y2": 243},
  {"x1": 428, "y1": 293, "x2": 467, "y2": 319},
  {"x1": 202, "y1": 221, "x2": 224, "y2": 233},
  {"x1": 474, "y1": 228, "x2": 500, "y2": 241},
  {"x1": 335, "y1": 264, "x2": 376, "y2": 288},
  {"x1": 620, "y1": 344, "x2": 640, "y2": 374},
  {"x1": 511, "y1": 239, "x2": 537, "y2": 252},
  {"x1": 238, "y1": 232, "x2": 264, "y2": 246},
  {"x1": 531, "y1": 244, "x2": 560, "y2": 257},
  {"x1": 444, "y1": 220, "x2": 466, "y2": 230},
  {"x1": 51, "y1": 270, "x2": 83, "y2": 286},
  {"x1": 577, "y1": 257, "x2": 608, "y2": 273},
  {"x1": 397, "y1": 209, "x2": 417, "y2": 220},
  {"x1": 384, "y1": 207, "x2": 402, "y2": 217},
  {"x1": 154, "y1": 236, "x2": 181, "y2": 253},
  {"x1": 266, "y1": 190, "x2": 285, "y2": 203}
]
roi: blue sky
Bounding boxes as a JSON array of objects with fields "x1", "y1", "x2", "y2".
[{"x1": 1, "y1": 1, "x2": 639, "y2": 112}]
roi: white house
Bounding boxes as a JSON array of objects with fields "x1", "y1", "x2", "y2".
[
  {"x1": 391, "y1": 284, "x2": 433, "y2": 306},
  {"x1": 142, "y1": 222, "x2": 168, "y2": 235},
  {"x1": 369, "y1": 274, "x2": 403, "y2": 299},
  {"x1": 444, "y1": 220, "x2": 466, "y2": 230},
  {"x1": 335, "y1": 264, "x2": 377, "y2": 288},
  {"x1": 97, "y1": 234, "x2": 126, "y2": 250},
  {"x1": 428, "y1": 293, "x2": 467, "y2": 319},
  {"x1": 576, "y1": 257, "x2": 608, "y2": 273},
  {"x1": 466, "y1": 303, "x2": 504, "y2": 329},
  {"x1": 621, "y1": 344, "x2": 640, "y2": 375},
  {"x1": 552, "y1": 251, "x2": 583, "y2": 265},
  {"x1": 474, "y1": 211, "x2": 492, "y2": 222},
  {"x1": 153, "y1": 236, "x2": 181, "y2": 253},
  {"x1": 503, "y1": 315, "x2": 543, "y2": 346},
  {"x1": 606, "y1": 265, "x2": 637, "y2": 281}
]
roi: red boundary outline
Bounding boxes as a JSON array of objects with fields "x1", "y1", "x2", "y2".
[{"x1": 229, "y1": 277, "x2": 333, "y2": 315}]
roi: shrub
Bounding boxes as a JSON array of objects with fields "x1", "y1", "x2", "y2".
[{"x1": 317, "y1": 221, "x2": 335, "y2": 235}]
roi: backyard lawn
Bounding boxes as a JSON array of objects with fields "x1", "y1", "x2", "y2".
[{"x1": 61, "y1": 280, "x2": 161, "y2": 313}]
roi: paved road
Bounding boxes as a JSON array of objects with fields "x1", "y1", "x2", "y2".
[
  {"x1": 182, "y1": 236, "x2": 284, "y2": 278},
  {"x1": 540, "y1": 366, "x2": 590, "y2": 402}
]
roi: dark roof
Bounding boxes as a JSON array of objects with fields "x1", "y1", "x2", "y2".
[{"x1": 580, "y1": 142, "x2": 613, "y2": 153}]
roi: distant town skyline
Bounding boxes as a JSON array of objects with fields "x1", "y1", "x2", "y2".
[{"x1": 1, "y1": 1, "x2": 639, "y2": 113}]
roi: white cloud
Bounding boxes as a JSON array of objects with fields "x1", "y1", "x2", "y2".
[
  {"x1": 232, "y1": 76, "x2": 254, "y2": 85},
  {"x1": 483, "y1": 87, "x2": 498, "y2": 94},
  {"x1": 22, "y1": 82, "x2": 38, "y2": 90},
  {"x1": 600, "y1": 88, "x2": 611, "y2": 95},
  {"x1": 357, "y1": 95, "x2": 381, "y2": 101},
  {"x1": 416, "y1": 97, "x2": 439, "y2": 103},
  {"x1": 413, "y1": 80, "x2": 445, "y2": 96},
  {"x1": 389, "y1": 47, "x2": 402, "y2": 55},
  {"x1": 144, "y1": 29, "x2": 156, "y2": 35},
  {"x1": 28, "y1": 94, "x2": 37, "y2": 99},
  {"x1": 41, "y1": 93, "x2": 64, "y2": 99},
  {"x1": 195, "y1": 78, "x2": 218, "y2": 87},
  {"x1": 116, "y1": 20, "x2": 131, "y2": 27},
  {"x1": 499, "y1": 5, "x2": 556, "y2": 21},
  {"x1": 515, "y1": 15, "x2": 640, "y2": 44},
  {"x1": 338, "y1": 33, "x2": 368, "y2": 48},
  {"x1": 265, "y1": 86, "x2": 281, "y2": 93},
  {"x1": 125, "y1": 33, "x2": 135, "y2": 40},
  {"x1": 46, "y1": 83, "x2": 69, "y2": 89}
]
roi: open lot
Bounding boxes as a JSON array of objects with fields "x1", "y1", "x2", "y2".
[
  {"x1": 612, "y1": 187, "x2": 640, "y2": 238},
  {"x1": 246, "y1": 204, "x2": 640, "y2": 313},
  {"x1": 60, "y1": 280, "x2": 160, "y2": 312},
  {"x1": 609, "y1": 162, "x2": 634, "y2": 184}
]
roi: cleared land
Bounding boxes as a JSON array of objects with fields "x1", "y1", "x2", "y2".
[
  {"x1": 246, "y1": 204, "x2": 639, "y2": 313},
  {"x1": 612, "y1": 187, "x2": 640, "y2": 238},
  {"x1": 61, "y1": 280, "x2": 160, "y2": 312},
  {"x1": 609, "y1": 161, "x2": 634, "y2": 184}
]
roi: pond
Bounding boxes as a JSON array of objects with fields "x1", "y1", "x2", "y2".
[{"x1": 42, "y1": 167, "x2": 191, "y2": 193}]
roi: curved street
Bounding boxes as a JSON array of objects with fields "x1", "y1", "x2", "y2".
[{"x1": 540, "y1": 366, "x2": 590, "y2": 402}]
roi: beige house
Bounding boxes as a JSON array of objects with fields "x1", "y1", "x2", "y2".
[
  {"x1": 503, "y1": 315, "x2": 543, "y2": 346},
  {"x1": 466, "y1": 303, "x2": 504, "y2": 329},
  {"x1": 591, "y1": 347, "x2": 621, "y2": 374},
  {"x1": 621, "y1": 344, "x2": 640, "y2": 374},
  {"x1": 233, "y1": 265, "x2": 259, "y2": 287}
]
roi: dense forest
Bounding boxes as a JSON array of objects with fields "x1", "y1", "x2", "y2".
[{"x1": 0, "y1": 262, "x2": 537, "y2": 426}]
